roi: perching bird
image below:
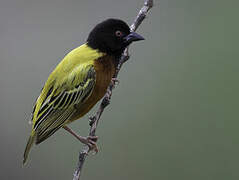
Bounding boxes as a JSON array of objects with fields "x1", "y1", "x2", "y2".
[{"x1": 23, "y1": 19, "x2": 144, "y2": 164}]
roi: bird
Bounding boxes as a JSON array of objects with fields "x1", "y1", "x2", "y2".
[{"x1": 23, "y1": 18, "x2": 144, "y2": 164}]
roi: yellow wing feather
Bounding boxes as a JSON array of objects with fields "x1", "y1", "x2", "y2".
[{"x1": 32, "y1": 44, "x2": 104, "y2": 126}]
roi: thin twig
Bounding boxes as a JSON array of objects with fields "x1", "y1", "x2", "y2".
[{"x1": 73, "y1": 0, "x2": 154, "y2": 179}]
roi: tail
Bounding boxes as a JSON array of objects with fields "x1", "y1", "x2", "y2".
[{"x1": 23, "y1": 134, "x2": 36, "y2": 165}]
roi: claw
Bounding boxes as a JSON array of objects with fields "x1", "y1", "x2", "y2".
[
  {"x1": 63, "y1": 126, "x2": 100, "y2": 154},
  {"x1": 85, "y1": 136, "x2": 99, "y2": 154}
]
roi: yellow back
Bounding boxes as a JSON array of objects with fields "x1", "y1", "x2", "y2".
[{"x1": 32, "y1": 43, "x2": 105, "y2": 127}]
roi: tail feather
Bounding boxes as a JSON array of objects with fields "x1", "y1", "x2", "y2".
[{"x1": 23, "y1": 134, "x2": 35, "y2": 165}]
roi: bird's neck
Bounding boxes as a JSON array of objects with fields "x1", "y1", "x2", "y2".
[{"x1": 86, "y1": 41, "x2": 124, "y2": 61}]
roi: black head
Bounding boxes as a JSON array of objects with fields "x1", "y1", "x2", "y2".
[{"x1": 87, "y1": 19, "x2": 144, "y2": 58}]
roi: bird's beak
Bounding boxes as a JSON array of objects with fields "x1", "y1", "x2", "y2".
[{"x1": 124, "y1": 32, "x2": 145, "y2": 44}]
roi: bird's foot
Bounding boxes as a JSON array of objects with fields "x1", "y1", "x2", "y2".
[
  {"x1": 63, "y1": 126, "x2": 99, "y2": 154},
  {"x1": 81, "y1": 136, "x2": 99, "y2": 154}
]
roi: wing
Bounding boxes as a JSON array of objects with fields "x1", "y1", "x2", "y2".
[{"x1": 32, "y1": 65, "x2": 96, "y2": 144}]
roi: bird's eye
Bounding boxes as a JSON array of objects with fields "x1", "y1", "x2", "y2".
[{"x1": 115, "y1": 30, "x2": 123, "y2": 37}]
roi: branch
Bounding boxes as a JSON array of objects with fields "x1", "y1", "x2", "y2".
[{"x1": 73, "y1": 1, "x2": 154, "y2": 179}]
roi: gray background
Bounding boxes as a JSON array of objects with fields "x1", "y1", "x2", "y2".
[{"x1": 1, "y1": 0, "x2": 239, "y2": 179}]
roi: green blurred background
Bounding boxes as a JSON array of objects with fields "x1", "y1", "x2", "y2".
[{"x1": 1, "y1": 0, "x2": 239, "y2": 179}]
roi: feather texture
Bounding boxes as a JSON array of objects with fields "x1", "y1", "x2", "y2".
[{"x1": 23, "y1": 44, "x2": 105, "y2": 164}]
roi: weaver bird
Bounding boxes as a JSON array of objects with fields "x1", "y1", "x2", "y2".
[{"x1": 23, "y1": 19, "x2": 144, "y2": 164}]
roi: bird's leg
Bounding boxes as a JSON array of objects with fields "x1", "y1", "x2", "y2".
[{"x1": 63, "y1": 126, "x2": 99, "y2": 153}]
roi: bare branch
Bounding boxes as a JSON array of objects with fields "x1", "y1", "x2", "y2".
[{"x1": 73, "y1": 1, "x2": 154, "y2": 179}]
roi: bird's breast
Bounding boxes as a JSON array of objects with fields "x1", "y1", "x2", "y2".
[
  {"x1": 93, "y1": 55, "x2": 116, "y2": 98},
  {"x1": 70, "y1": 55, "x2": 116, "y2": 121}
]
